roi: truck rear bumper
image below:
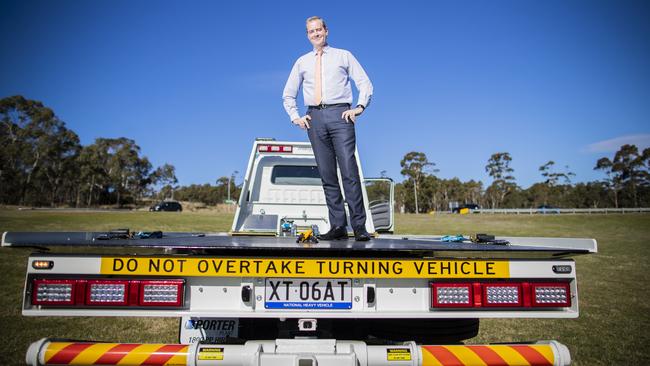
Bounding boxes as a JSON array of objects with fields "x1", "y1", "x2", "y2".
[{"x1": 27, "y1": 338, "x2": 571, "y2": 366}]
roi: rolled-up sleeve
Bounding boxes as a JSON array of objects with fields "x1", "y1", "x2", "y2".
[
  {"x1": 282, "y1": 60, "x2": 302, "y2": 122},
  {"x1": 347, "y1": 51, "x2": 373, "y2": 108}
]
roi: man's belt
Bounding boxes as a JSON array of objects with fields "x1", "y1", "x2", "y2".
[{"x1": 308, "y1": 103, "x2": 351, "y2": 110}]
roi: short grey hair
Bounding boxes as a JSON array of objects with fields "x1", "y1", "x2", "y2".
[{"x1": 306, "y1": 16, "x2": 327, "y2": 30}]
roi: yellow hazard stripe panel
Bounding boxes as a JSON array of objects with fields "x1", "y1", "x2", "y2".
[
  {"x1": 421, "y1": 344, "x2": 556, "y2": 365},
  {"x1": 44, "y1": 342, "x2": 74, "y2": 363},
  {"x1": 445, "y1": 345, "x2": 488, "y2": 366},
  {"x1": 118, "y1": 344, "x2": 169, "y2": 365},
  {"x1": 42, "y1": 342, "x2": 188, "y2": 366},
  {"x1": 529, "y1": 345, "x2": 555, "y2": 364},
  {"x1": 69, "y1": 343, "x2": 119, "y2": 365},
  {"x1": 487, "y1": 345, "x2": 531, "y2": 365},
  {"x1": 421, "y1": 348, "x2": 445, "y2": 366},
  {"x1": 100, "y1": 257, "x2": 509, "y2": 278}
]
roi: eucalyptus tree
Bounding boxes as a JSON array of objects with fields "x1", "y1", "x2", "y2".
[
  {"x1": 152, "y1": 163, "x2": 178, "y2": 199},
  {"x1": 616, "y1": 145, "x2": 650, "y2": 207},
  {"x1": 82, "y1": 138, "x2": 153, "y2": 206},
  {"x1": 0, "y1": 95, "x2": 81, "y2": 205},
  {"x1": 538, "y1": 161, "x2": 575, "y2": 206},
  {"x1": 485, "y1": 152, "x2": 516, "y2": 208},
  {"x1": 400, "y1": 152, "x2": 437, "y2": 214}
]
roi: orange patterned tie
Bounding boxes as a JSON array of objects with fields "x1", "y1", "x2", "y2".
[{"x1": 314, "y1": 50, "x2": 322, "y2": 105}]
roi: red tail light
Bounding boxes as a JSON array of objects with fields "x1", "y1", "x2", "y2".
[
  {"x1": 31, "y1": 278, "x2": 184, "y2": 308},
  {"x1": 431, "y1": 283, "x2": 473, "y2": 308},
  {"x1": 431, "y1": 281, "x2": 571, "y2": 309},
  {"x1": 32, "y1": 279, "x2": 79, "y2": 306},
  {"x1": 258, "y1": 144, "x2": 293, "y2": 153},
  {"x1": 482, "y1": 283, "x2": 522, "y2": 307},
  {"x1": 86, "y1": 280, "x2": 129, "y2": 306},
  {"x1": 140, "y1": 280, "x2": 184, "y2": 306},
  {"x1": 531, "y1": 282, "x2": 571, "y2": 307}
]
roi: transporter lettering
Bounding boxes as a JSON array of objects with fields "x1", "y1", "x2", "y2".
[{"x1": 190, "y1": 319, "x2": 236, "y2": 331}]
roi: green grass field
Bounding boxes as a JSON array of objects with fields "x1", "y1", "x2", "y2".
[{"x1": 1, "y1": 208, "x2": 648, "y2": 365}]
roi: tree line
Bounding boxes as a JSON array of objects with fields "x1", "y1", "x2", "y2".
[
  {"x1": 2, "y1": 95, "x2": 648, "y2": 210},
  {"x1": 0, "y1": 96, "x2": 240, "y2": 207},
  {"x1": 396, "y1": 145, "x2": 650, "y2": 213}
]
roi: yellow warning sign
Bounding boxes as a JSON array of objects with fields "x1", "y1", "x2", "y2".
[
  {"x1": 99, "y1": 257, "x2": 509, "y2": 278},
  {"x1": 387, "y1": 348, "x2": 412, "y2": 361},
  {"x1": 198, "y1": 347, "x2": 224, "y2": 361}
]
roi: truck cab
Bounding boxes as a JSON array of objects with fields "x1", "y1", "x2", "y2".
[{"x1": 232, "y1": 138, "x2": 394, "y2": 235}]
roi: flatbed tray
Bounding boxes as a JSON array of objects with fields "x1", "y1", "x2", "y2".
[{"x1": 2, "y1": 231, "x2": 596, "y2": 258}]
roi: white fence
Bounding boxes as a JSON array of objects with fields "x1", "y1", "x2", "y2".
[{"x1": 472, "y1": 208, "x2": 650, "y2": 215}]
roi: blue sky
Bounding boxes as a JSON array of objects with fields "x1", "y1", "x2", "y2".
[{"x1": 1, "y1": 0, "x2": 649, "y2": 188}]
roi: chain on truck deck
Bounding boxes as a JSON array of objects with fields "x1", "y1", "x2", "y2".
[{"x1": 27, "y1": 338, "x2": 571, "y2": 366}]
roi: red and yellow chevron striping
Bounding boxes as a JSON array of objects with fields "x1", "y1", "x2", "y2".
[
  {"x1": 43, "y1": 342, "x2": 188, "y2": 366},
  {"x1": 421, "y1": 344, "x2": 555, "y2": 366}
]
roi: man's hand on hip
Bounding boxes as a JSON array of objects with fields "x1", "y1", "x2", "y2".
[
  {"x1": 342, "y1": 107, "x2": 364, "y2": 123},
  {"x1": 293, "y1": 115, "x2": 311, "y2": 129}
]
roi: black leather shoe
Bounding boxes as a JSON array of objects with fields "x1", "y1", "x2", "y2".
[
  {"x1": 353, "y1": 226, "x2": 371, "y2": 241},
  {"x1": 318, "y1": 226, "x2": 348, "y2": 240}
]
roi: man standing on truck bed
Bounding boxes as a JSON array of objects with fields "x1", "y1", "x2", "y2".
[{"x1": 283, "y1": 16, "x2": 373, "y2": 241}]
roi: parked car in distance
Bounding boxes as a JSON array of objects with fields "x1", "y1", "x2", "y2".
[
  {"x1": 537, "y1": 205, "x2": 560, "y2": 214},
  {"x1": 149, "y1": 200, "x2": 182, "y2": 212},
  {"x1": 452, "y1": 203, "x2": 480, "y2": 213}
]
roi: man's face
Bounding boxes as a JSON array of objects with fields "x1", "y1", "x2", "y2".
[{"x1": 306, "y1": 20, "x2": 328, "y2": 48}]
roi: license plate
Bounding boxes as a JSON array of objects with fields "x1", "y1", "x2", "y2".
[{"x1": 265, "y1": 278, "x2": 352, "y2": 309}]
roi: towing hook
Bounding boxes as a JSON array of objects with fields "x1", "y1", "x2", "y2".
[{"x1": 241, "y1": 285, "x2": 252, "y2": 302}]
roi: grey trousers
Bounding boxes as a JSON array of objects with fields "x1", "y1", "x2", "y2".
[{"x1": 307, "y1": 105, "x2": 366, "y2": 229}]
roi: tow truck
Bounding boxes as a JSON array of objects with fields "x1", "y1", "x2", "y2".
[{"x1": 2, "y1": 139, "x2": 597, "y2": 366}]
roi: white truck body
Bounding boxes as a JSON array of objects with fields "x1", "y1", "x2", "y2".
[{"x1": 3, "y1": 139, "x2": 596, "y2": 366}]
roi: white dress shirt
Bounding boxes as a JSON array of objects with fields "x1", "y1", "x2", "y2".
[{"x1": 283, "y1": 46, "x2": 373, "y2": 122}]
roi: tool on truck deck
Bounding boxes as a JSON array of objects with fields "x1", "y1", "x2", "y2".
[
  {"x1": 441, "y1": 235, "x2": 466, "y2": 242},
  {"x1": 96, "y1": 228, "x2": 132, "y2": 240},
  {"x1": 296, "y1": 229, "x2": 319, "y2": 243},
  {"x1": 471, "y1": 233, "x2": 510, "y2": 245}
]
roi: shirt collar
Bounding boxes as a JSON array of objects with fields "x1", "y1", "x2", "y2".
[{"x1": 312, "y1": 45, "x2": 330, "y2": 54}]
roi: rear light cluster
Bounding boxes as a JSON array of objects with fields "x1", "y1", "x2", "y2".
[
  {"x1": 34, "y1": 280, "x2": 75, "y2": 305},
  {"x1": 431, "y1": 281, "x2": 571, "y2": 309},
  {"x1": 31, "y1": 279, "x2": 184, "y2": 307},
  {"x1": 258, "y1": 144, "x2": 293, "y2": 153}
]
